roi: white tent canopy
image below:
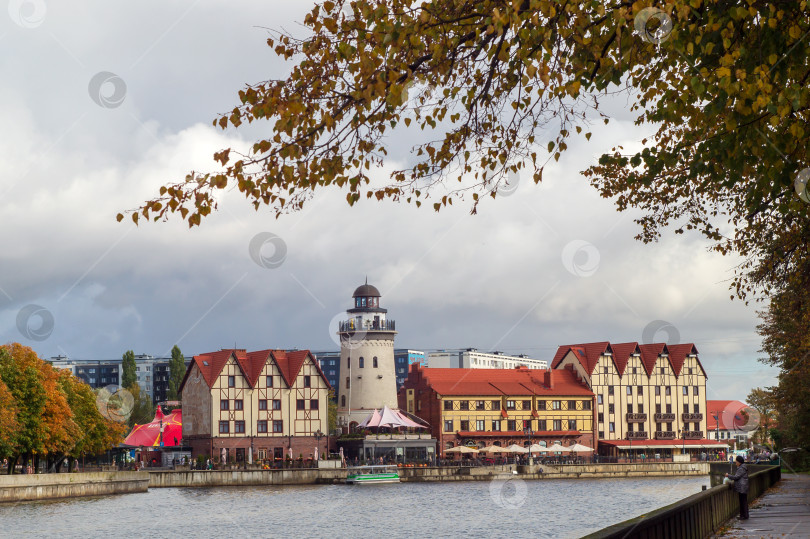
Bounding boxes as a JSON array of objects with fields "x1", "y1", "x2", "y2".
[
  {"x1": 505, "y1": 444, "x2": 529, "y2": 454},
  {"x1": 446, "y1": 446, "x2": 479, "y2": 454},
  {"x1": 569, "y1": 443, "x2": 594, "y2": 452},
  {"x1": 357, "y1": 406, "x2": 427, "y2": 429},
  {"x1": 529, "y1": 443, "x2": 551, "y2": 453},
  {"x1": 546, "y1": 443, "x2": 567, "y2": 453}
]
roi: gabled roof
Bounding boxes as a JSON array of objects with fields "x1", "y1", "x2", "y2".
[
  {"x1": 667, "y1": 343, "x2": 700, "y2": 376},
  {"x1": 416, "y1": 367, "x2": 592, "y2": 397},
  {"x1": 178, "y1": 348, "x2": 330, "y2": 393},
  {"x1": 551, "y1": 342, "x2": 611, "y2": 375},
  {"x1": 638, "y1": 343, "x2": 668, "y2": 375},
  {"x1": 707, "y1": 400, "x2": 752, "y2": 431},
  {"x1": 610, "y1": 342, "x2": 640, "y2": 376}
]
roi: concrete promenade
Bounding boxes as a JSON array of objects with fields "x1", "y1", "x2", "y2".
[
  {"x1": 715, "y1": 473, "x2": 810, "y2": 538},
  {"x1": 0, "y1": 472, "x2": 149, "y2": 503}
]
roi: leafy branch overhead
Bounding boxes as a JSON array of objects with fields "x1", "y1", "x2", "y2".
[{"x1": 127, "y1": 0, "x2": 809, "y2": 294}]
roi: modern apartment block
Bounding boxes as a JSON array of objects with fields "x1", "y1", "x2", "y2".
[{"x1": 428, "y1": 349, "x2": 548, "y2": 370}]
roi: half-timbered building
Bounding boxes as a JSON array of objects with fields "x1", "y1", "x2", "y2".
[{"x1": 180, "y1": 348, "x2": 331, "y2": 463}]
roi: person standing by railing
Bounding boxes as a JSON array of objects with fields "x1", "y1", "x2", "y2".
[{"x1": 725, "y1": 455, "x2": 750, "y2": 520}]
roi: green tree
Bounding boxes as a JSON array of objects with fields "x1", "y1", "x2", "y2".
[
  {"x1": 327, "y1": 390, "x2": 338, "y2": 434},
  {"x1": 0, "y1": 379, "x2": 20, "y2": 459},
  {"x1": 121, "y1": 350, "x2": 137, "y2": 390},
  {"x1": 745, "y1": 387, "x2": 777, "y2": 446},
  {"x1": 127, "y1": 383, "x2": 156, "y2": 430},
  {"x1": 167, "y1": 345, "x2": 186, "y2": 401},
  {"x1": 0, "y1": 345, "x2": 47, "y2": 472}
]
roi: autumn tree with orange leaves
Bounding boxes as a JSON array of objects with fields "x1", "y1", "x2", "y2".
[{"x1": 0, "y1": 344, "x2": 125, "y2": 474}]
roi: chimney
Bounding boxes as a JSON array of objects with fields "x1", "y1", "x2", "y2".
[{"x1": 544, "y1": 370, "x2": 554, "y2": 389}]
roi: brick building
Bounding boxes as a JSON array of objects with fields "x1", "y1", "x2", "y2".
[
  {"x1": 399, "y1": 364, "x2": 596, "y2": 456},
  {"x1": 179, "y1": 348, "x2": 331, "y2": 463}
]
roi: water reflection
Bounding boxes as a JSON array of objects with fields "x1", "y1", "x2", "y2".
[{"x1": 0, "y1": 476, "x2": 709, "y2": 538}]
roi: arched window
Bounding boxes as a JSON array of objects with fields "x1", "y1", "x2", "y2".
[
  {"x1": 373, "y1": 356, "x2": 378, "y2": 368},
  {"x1": 347, "y1": 357, "x2": 350, "y2": 369},
  {"x1": 345, "y1": 377, "x2": 350, "y2": 389},
  {"x1": 359, "y1": 356, "x2": 364, "y2": 368},
  {"x1": 341, "y1": 395, "x2": 346, "y2": 407}
]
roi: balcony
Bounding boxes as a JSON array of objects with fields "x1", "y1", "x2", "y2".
[
  {"x1": 683, "y1": 431, "x2": 703, "y2": 440},
  {"x1": 655, "y1": 431, "x2": 677, "y2": 440},
  {"x1": 654, "y1": 413, "x2": 676, "y2": 422},
  {"x1": 627, "y1": 431, "x2": 648, "y2": 440},
  {"x1": 626, "y1": 413, "x2": 647, "y2": 422},
  {"x1": 682, "y1": 413, "x2": 703, "y2": 421},
  {"x1": 338, "y1": 319, "x2": 396, "y2": 332}
]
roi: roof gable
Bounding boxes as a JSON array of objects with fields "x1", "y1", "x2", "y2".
[
  {"x1": 551, "y1": 342, "x2": 610, "y2": 375},
  {"x1": 610, "y1": 342, "x2": 640, "y2": 376},
  {"x1": 638, "y1": 343, "x2": 668, "y2": 375},
  {"x1": 666, "y1": 343, "x2": 699, "y2": 376}
]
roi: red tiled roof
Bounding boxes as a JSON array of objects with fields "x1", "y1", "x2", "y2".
[
  {"x1": 551, "y1": 342, "x2": 610, "y2": 375},
  {"x1": 610, "y1": 342, "x2": 640, "y2": 376},
  {"x1": 418, "y1": 368, "x2": 592, "y2": 397},
  {"x1": 457, "y1": 431, "x2": 582, "y2": 438},
  {"x1": 667, "y1": 343, "x2": 699, "y2": 377},
  {"x1": 179, "y1": 348, "x2": 330, "y2": 392},
  {"x1": 707, "y1": 400, "x2": 751, "y2": 430},
  {"x1": 638, "y1": 343, "x2": 667, "y2": 375}
]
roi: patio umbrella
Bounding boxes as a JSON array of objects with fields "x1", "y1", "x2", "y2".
[
  {"x1": 479, "y1": 445, "x2": 508, "y2": 453},
  {"x1": 546, "y1": 443, "x2": 567, "y2": 453},
  {"x1": 505, "y1": 444, "x2": 529, "y2": 454},
  {"x1": 445, "y1": 446, "x2": 479, "y2": 454},
  {"x1": 569, "y1": 443, "x2": 594, "y2": 452},
  {"x1": 529, "y1": 443, "x2": 550, "y2": 454}
]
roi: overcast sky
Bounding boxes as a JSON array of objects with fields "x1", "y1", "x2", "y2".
[{"x1": 0, "y1": 1, "x2": 775, "y2": 402}]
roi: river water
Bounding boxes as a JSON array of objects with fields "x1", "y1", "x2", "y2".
[{"x1": 0, "y1": 476, "x2": 708, "y2": 538}]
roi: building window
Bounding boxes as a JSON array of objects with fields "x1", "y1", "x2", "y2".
[
  {"x1": 506, "y1": 400, "x2": 516, "y2": 410},
  {"x1": 638, "y1": 404, "x2": 644, "y2": 413},
  {"x1": 656, "y1": 404, "x2": 661, "y2": 414},
  {"x1": 304, "y1": 375, "x2": 311, "y2": 387},
  {"x1": 683, "y1": 403, "x2": 689, "y2": 413},
  {"x1": 552, "y1": 400, "x2": 561, "y2": 410},
  {"x1": 659, "y1": 367, "x2": 665, "y2": 375},
  {"x1": 310, "y1": 399, "x2": 318, "y2": 410},
  {"x1": 273, "y1": 420, "x2": 283, "y2": 433},
  {"x1": 582, "y1": 400, "x2": 592, "y2": 411},
  {"x1": 272, "y1": 399, "x2": 282, "y2": 410},
  {"x1": 345, "y1": 377, "x2": 350, "y2": 389},
  {"x1": 608, "y1": 386, "x2": 614, "y2": 396},
  {"x1": 492, "y1": 400, "x2": 501, "y2": 411},
  {"x1": 538, "y1": 420, "x2": 547, "y2": 430},
  {"x1": 234, "y1": 399, "x2": 243, "y2": 411},
  {"x1": 655, "y1": 386, "x2": 661, "y2": 396},
  {"x1": 568, "y1": 420, "x2": 577, "y2": 430},
  {"x1": 608, "y1": 403, "x2": 615, "y2": 414},
  {"x1": 626, "y1": 386, "x2": 632, "y2": 395},
  {"x1": 609, "y1": 422, "x2": 615, "y2": 432},
  {"x1": 476, "y1": 400, "x2": 485, "y2": 410},
  {"x1": 507, "y1": 420, "x2": 516, "y2": 431},
  {"x1": 459, "y1": 401, "x2": 469, "y2": 410},
  {"x1": 476, "y1": 420, "x2": 486, "y2": 431},
  {"x1": 693, "y1": 386, "x2": 699, "y2": 395},
  {"x1": 444, "y1": 400, "x2": 453, "y2": 411},
  {"x1": 667, "y1": 422, "x2": 673, "y2": 431},
  {"x1": 598, "y1": 431, "x2": 605, "y2": 438},
  {"x1": 444, "y1": 420, "x2": 453, "y2": 432},
  {"x1": 603, "y1": 366, "x2": 608, "y2": 374},
  {"x1": 266, "y1": 376, "x2": 273, "y2": 387},
  {"x1": 235, "y1": 421, "x2": 245, "y2": 433},
  {"x1": 694, "y1": 404, "x2": 700, "y2": 413},
  {"x1": 627, "y1": 403, "x2": 633, "y2": 414},
  {"x1": 598, "y1": 413, "x2": 604, "y2": 423},
  {"x1": 632, "y1": 367, "x2": 638, "y2": 374},
  {"x1": 637, "y1": 386, "x2": 643, "y2": 395},
  {"x1": 259, "y1": 400, "x2": 268, "y2": 410},
  {"x1": 257, "y1": 420, "x2": 268, "y2": 433},
  {"x1": 537, "y1": 400, "x2": 546, "y2": 410},
  {"x1": 297, "y1": 399, "x2": 306, "y2": 410},
  {"x1": 666, "y1": 404, "x2": 672, "y2": 413},
  {"x1": 492, "y1": 420, "x2": 501, "y2": 431},
  {"x1": 665, "y1": 386, "x2": 671, "y2": 396},
  {"x1": 347, "y1": 357, "x2": 350, "y2": 369},
  {"x1": 228, "y1": 376, "x2": 235, "y2": 387},
  {"x1": 597, "y1": 395, "x2": 603, "y2": 405},
  {"x1": 522, "y1": 400, "x2": 532, "y2": 410},
  {"x1": 373, "y1": 357, "x2": 378, "y2": 368},
  {"x1": 460, "y1": 420, "x2": 469, "y2": 431},
  {"x1": 341, "y1": 395, "x2": 346, "y2": 407},
  {"x1": 220, "y1": 400, "x2": 229, "y2": 410},
  {"x1": 682, "y1": 386, "x2": 688, "y2": 395},
  {"x1": 219, "y1": 421, "x2": 229, "y2": 434},
  {"x1": 359, "y1": 357, "x2": 364, "y2": 369},
  {"x1": 628, "y1": 422, "x2": 634, "y2": 432},
  {"x1": 553, "y1": 420, "x2": 562, "y2": 431}
]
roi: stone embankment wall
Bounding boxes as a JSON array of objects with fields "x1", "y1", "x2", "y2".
[
  {"x1": 0, "y1": 472, "x2": 149, "y2": 503},
  {"x1": 147, "y1": 468, "x2": 346, "y2": 488}
]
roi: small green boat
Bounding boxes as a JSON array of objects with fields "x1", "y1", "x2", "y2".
[{"x1": 346, "y1": 465, "x2": 400, "y2": 484}]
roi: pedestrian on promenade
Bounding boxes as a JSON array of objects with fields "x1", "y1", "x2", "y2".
[{"x1": 725, "y1": 455, "x2": 750, "y2": 520}]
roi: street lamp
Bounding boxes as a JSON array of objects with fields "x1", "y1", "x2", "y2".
[
  {"x1": 523, "y1": 425, "x2": 533, "y2": 465},
  {"x1": 680, "y1": 428, "x2": 687, "y2": 461},
  {"x1": 711, "y1": 412, "x2": 720, "y2": 460}
]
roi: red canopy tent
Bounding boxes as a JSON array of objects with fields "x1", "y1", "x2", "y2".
[{"x1": 123, "y1": 407, "x2": 183, "y2": 447}]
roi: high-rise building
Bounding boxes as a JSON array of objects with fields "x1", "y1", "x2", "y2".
[{"x1": 428, "y1": 349, "x2": 547, "y2": 370}]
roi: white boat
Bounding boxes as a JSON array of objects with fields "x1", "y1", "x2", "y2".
[{"x1": 345, "y1": 465, "x2": 400, "y2": 484}]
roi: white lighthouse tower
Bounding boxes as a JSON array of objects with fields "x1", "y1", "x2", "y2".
[{"x1": 337, "y1": 280, "x2": 398, "y2": 429}]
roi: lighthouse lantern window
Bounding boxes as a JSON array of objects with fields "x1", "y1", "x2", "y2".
[{"x1": 361, "y1": 297, "x2": 367, "y2": 307}]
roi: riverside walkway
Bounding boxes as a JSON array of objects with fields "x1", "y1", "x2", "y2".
[{"x1": 715, "y1": 473, "x2": 810, "y2": 538}]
